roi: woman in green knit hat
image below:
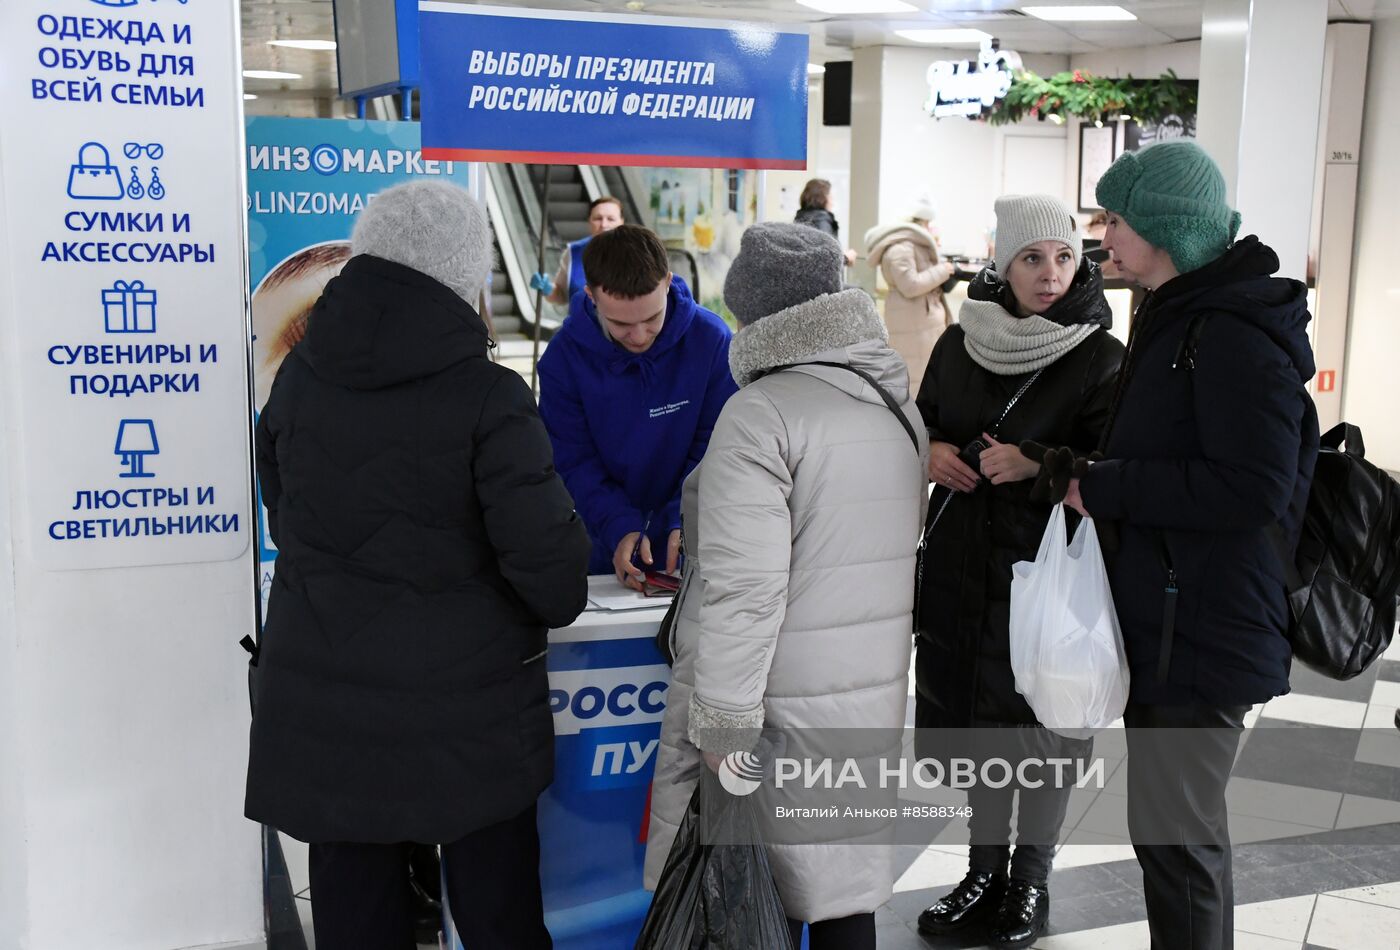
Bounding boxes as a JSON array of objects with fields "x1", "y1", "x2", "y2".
[{"x1": 1063, "y1": 140, "x2": 1320, "y2": 950}]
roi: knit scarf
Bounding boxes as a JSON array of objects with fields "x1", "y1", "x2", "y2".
[
  {"x1": 957, "y1": 300, "x2": 1095, "y2": 376},
  {"x1": 957, "y1": 260, "x2": 1105, "y2": 375}
]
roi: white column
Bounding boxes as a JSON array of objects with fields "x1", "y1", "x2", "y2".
[
  {"x1": 1342, "y1": 16, "x2": 1400, "y2": 472},
  {"x1": 1197, "y1": 0, "x2": 1329, "y2": 282},
  {"x1": 0, "y1": 2, "x2": 262, "y2": 948},
  {"x1": 1310, "y1": 23, "x2": 1371, "y2": 428},
  {"x1": 848, "y1": 45, "x2": 885, "y2": 293}
]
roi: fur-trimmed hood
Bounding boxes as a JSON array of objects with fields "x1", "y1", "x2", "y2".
[
  {"x1": 728, "y1": 288, "x2": 896, "y2": 388},
  {"x1": 863, "y1": 222, "x2": 935, "y2": 268}
]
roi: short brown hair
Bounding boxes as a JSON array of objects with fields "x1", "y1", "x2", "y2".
[
  {"x1": 589, "y1": 195, "x2": 624, "y2": 216},
  {"x1": 582, "y1": 225, "x2": 670, "y2": 298},
  {"x1": 799, "y1": 178, "x2": 831, "y2": 211}
]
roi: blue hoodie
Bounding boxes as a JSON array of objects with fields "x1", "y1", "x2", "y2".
[{"x1": 538, "y1": 275, "x2": 737, "y2": 574}]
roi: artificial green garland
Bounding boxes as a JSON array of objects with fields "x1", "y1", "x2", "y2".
[{"x1": 986, "y1": 68, "x2": 1196, "y2": 126}]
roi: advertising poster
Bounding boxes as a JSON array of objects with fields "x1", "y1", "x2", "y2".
[{"x1": 0, "y1": 0, "x2": 252, "y2": 570}]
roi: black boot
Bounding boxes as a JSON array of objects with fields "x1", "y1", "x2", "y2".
[
  {"x1": 987, "y1": 879, "x2": 1049, "y2": 949},
  {"x1": 916, "y1": 869, "x2": 1008, "y2": 935}
]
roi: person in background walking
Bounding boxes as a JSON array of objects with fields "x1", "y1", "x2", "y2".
[
  {"x1": 794, "y1": 177, "x2": 858, "y2": 266},
  {"x1": 864, "y1": 199, "x2": 956, "y2": 394},
  {"x1": 247, "y1": 180, "x2": 591, "y2": 950},
  {"x1": 914, "y1": 194, "x2": 1124, "y2": 949}
]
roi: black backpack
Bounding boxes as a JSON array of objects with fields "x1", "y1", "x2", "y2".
[{"x1": 1282, "y1": 423, "x2": 1400, "y2": 679}]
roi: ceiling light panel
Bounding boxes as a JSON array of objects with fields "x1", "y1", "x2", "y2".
[
  {"x1": 1022, "y1": 5, "x2": 1137, "y2": 21},
  {"x1": 895, "y1": 28, "x2": 994, "y2": 44}
]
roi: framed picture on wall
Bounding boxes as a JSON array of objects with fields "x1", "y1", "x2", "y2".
[
  {"x1": 1078, "y1": 124, "x2": 1117, "y2": 212},
  {"x1": 1123, "y1": 112, "x2": 1197, "y2": 152}
]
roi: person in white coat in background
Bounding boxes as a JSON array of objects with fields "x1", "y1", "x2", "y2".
[
  {"x1": 643, "y1": 222, "x2": 929, "y2": 950},
  {"x1": 864, "y1": 199, "x2": 956, "y2": 394}
]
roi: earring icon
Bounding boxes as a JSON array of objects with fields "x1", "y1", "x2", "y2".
[
  {"x1": 127, "y1": 166, "x2": 145, "y2": 199},
  {"x1": 148, "y1": 167, "x2": 165, "y2": 200}
]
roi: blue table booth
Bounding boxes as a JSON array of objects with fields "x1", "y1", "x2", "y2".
[{"x1": 446, "y1": 592, "x2": 671, "y2": 949}]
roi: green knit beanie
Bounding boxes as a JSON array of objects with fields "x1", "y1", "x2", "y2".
[{"x1": 1095, "y1": 140, "x2": 1242, "y2": 274}]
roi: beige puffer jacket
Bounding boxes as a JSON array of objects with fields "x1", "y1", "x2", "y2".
[
  {"x1": 864, "y1": 222, "x2": 955, "y2": 395},
  {"x1": 643, "y1": 289, "x2": 929, "y2": 923}
]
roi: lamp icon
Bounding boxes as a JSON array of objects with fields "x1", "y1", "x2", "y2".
[{"x1": 114, "y1": 419, "x2": 159, "y2": 478}]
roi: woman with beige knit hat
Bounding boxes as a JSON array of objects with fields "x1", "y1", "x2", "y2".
[
  {"x1": 913, "y1": 193, "x2": 1124, "y2": 949},
  {"x1": 863, "y1": 199, "x2": 956, "y2": 394}
]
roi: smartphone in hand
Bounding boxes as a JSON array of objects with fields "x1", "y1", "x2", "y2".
[{"x1": 642, "y1": 570, "x2": 680, "y2": 597}]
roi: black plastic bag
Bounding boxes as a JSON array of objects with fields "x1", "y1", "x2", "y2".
[{"x1": 635, "y1": 770, "x2": 794, "y2": 949}]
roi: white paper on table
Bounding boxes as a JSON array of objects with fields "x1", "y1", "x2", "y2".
[{"x1": 586, "y1": 574, "x2": 674, "y2": 612}]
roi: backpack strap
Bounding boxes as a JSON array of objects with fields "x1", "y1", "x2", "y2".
[
  {"x1": 1173, "y1": 309, "x2": 1314, "y2": 596},
  {"x1": 1172, "y1": 311, "x2": 1212, "y2": 371},
  {"x1": 1321, "y1": 422, "x2": 1364, "y2": 458},
  {"x1": 764, "y1": 361, "x2": 921, "y2": 456}
]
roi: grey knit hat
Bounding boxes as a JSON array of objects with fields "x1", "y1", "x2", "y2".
[
  {"x1": 724, "y1": 222, "x2": 844, "y2": 326},
  {"x1": 993, "y1": 193, "x2": 1082, "y2": 279},
  {"x1": 351, "y1": 180, "x2": 492, "y2": 305}
]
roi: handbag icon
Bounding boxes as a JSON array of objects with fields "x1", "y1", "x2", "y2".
[{"x1": 67, "y1": 142, "x2": 124, "y2": 201}]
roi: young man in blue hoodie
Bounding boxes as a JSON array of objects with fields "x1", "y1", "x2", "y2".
[{"x1": 539, "y1": 224, "x2": 738, "y2": 587}]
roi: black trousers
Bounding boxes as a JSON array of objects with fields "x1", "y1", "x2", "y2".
[
  {"x1": 308, "y1": 803, "x2": 550, "y2": 950},
  {"x1": 786, "y1": 913, "x2": 875, "y2": 950},
  {"x1": 966, "y1": 778, "x2": 1075, "y2": 885},
  {"x1": 1125, "y1": 702, "x2": 1249, "y2": 950}
]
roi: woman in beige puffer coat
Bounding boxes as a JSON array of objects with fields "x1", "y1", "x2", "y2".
[
  {"x1": 642, "y1": 223, "x2": 928, "y2": 950},
  {"x1": 865, "y1": 207, "x2": 955, "y2": 394}
]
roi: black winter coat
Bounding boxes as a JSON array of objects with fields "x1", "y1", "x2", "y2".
[
  {"x1": 1081, "y1": 237, "x2": 1319, "y2": 707},
  {"x1": 915, "y1": 316, "x2": 1125, "y2": 728},
  {"x1": 794, "y1": 206, "x2": 840, "y2": 240},
  {"x1": 245, "y1": 254, "x2": 591, "y2": 844}
]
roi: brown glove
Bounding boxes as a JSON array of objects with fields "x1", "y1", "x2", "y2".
[{"x1": 1019, "y1": 441, "x2": 1102, "y2": 505}]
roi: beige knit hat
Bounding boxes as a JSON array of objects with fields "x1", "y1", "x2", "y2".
[{"x1": 993, "y1": 193, "x2": 1082, "y2": 279}]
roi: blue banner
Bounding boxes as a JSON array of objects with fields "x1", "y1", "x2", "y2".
[
  {"x1": 448, "y1": 631, "x2": 671, "y2": 950},
  {"x1": 417, "y1": 2, "x2": 808, "y2": 169},
  {"x1": 244, "y1": 117, "x2": 473, "y2": 605}
]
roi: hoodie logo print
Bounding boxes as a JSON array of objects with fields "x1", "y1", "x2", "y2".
[{"x1": 648, "y1": 399, "x2": 691, "y2": 419}]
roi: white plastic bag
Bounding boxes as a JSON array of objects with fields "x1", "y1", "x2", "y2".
[{"x1": 1009, "y1": 506, "x2": 1129, "y2": 739}]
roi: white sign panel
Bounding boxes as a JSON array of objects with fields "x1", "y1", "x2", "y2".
[{"x1": 0, "y1": 0, "x2": 252, "y2": 569}]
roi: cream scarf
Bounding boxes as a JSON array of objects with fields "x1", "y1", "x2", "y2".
[{"x1": 957, "y1": 298, "x2": 1097, "y2": 376}]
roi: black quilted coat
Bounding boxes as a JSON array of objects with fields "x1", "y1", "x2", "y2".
[
  {"x1": 245, "y1": 254, "x2": 591, "y2": 844},
  {"x1": 915, "y1": 263, "x2": 1125, "y2": 728}
]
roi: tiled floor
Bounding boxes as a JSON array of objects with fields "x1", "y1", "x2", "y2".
[
  {"x1": 874, "y1": 639, "x2": 1400, "y2": 950},
  {"x1": 272, "y1": 635, "x2": 1400, "y2": 949}
]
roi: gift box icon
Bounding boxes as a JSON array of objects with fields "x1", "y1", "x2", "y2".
[{"x1": 102, "y1": 279, "x2": 157, "y2": 333}]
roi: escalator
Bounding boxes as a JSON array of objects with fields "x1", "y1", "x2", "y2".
[{"x1": 482, "y1": 160, "x2": 696, "y2": 378}]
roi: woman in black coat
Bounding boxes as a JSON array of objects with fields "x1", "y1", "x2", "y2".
[
  {"x1": 794, "y1": 177, "x2": 857, "y2": 266},
  {"x1": 914, "y1": 195, "x2": 1124, "y2": 949},
  {"x1": 245, "y1": 181, "x2": 591, "y2": 950},
  {"x1": 1068, "y1": 141, "x2": 1319, "y2": 950}
]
